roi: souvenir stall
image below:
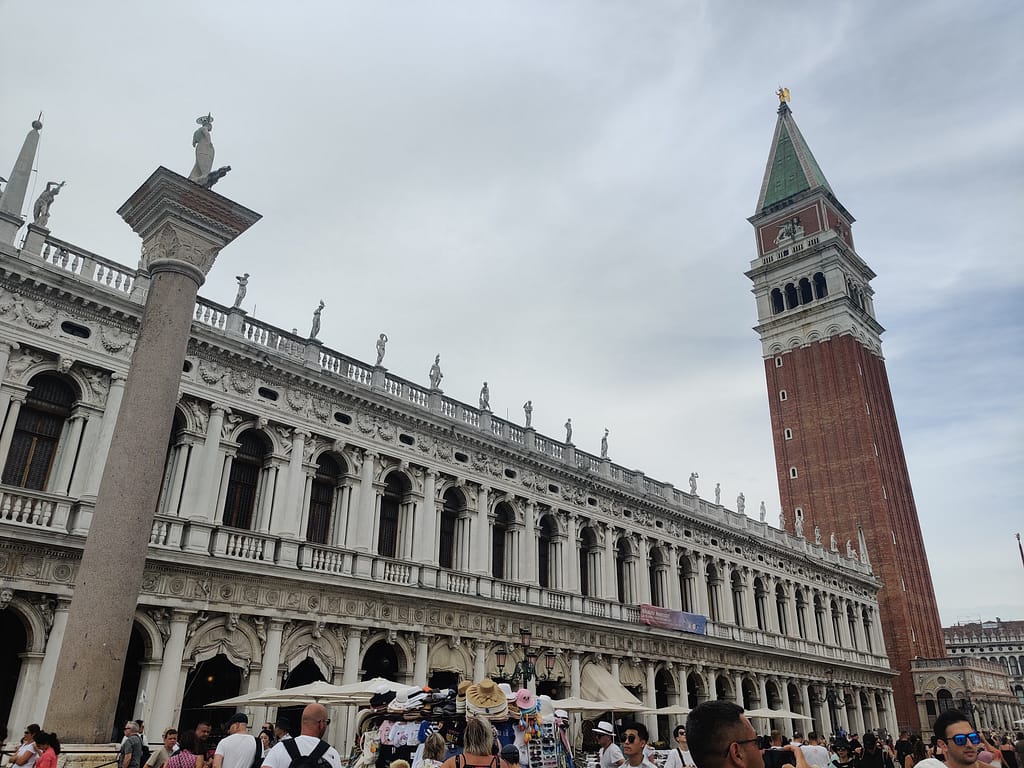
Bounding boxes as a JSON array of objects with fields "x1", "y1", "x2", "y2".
[{"x1": 353, "y1": 678, "x2": 573, "y2": 768}]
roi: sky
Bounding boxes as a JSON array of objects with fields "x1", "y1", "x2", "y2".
[{"x1": 1, "y1": 1, "x2": 1021, "y2": 626}]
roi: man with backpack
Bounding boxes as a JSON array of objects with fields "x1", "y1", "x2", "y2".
[{"x1": 261, "y1": 703, "x2": 341, "y2": 768}]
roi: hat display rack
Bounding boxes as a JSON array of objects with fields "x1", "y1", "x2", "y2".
[{"x1": 355, "y1": 677, "x2": 572, "y2": 768}]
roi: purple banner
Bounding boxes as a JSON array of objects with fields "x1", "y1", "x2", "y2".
[{"x1": 640, "y1": 604, "x2": 707, "y2": 635}]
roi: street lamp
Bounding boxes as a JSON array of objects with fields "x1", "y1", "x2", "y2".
[{"x1": 495, "y1": 627, "x2": 557, "y2": 685}]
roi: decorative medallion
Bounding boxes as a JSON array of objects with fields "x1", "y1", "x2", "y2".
[
  {"x1": 230, "y1": 369, "x2": 255, "y2": 394},
  {"x1": 266, "y1": 590, "x2": 280, "y2": 604},
  {"x1": 52, "y1": 563, "x2": 72, "y2": 582},
  {"x1": 169, "y1": 577, "x2": 186, "y2": 595}
]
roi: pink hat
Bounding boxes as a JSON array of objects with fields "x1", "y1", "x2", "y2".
[{"x1": 515, "y1": 689, "x2": 537, "y2": 711}]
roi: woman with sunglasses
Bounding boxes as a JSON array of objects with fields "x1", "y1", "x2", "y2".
[
  {"x1": 830, "y1": 739, "x2": 858, "y2": 768},
  {"x1": 6, "y1": 725, "x2": 40, "y2": 768}
]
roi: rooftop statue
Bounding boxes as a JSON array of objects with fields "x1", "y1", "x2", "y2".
[
  {"x1": 375, "y1": 333, "x2": 388, "y2": 366},
  {"x1": 523, "y1": 400, "x2": 533, "y2": 428},
  {"x1": 232, "y1": 273, "x2": 249, "y2": 309},
  {"x1": 479, "y1": 381, "x2": 490, "y2": 411},
  {"x1": 600, "y1": 428, "x2": 609, "y2": 458},
  {"x1": 564, "y1": 418, "x2": 572, "y2": 444},
  {"x1": 714, "y1": 482, "x2": 720, "y2": 505},
  {"x1": 188, "y1": 114, "x2": 230, "y2": 188},
  {"x1": 32, "y1": 181, "x2": 65, "y2": 228},
  {"x1": 428, "y1": 355, "x2": 443, "y2": 389},
  {"x1": 759, "y1": 500, "x2": 766, "y2": 522},
  {"x1": 309, "y1": 300, "x2": 324, "y2": 338},
  {"x1": 736, "y1": 492, "x2": 745, "y2": 514},
  {"x1": 688, "y1": 472, "x2": 698, "y2": 495}
]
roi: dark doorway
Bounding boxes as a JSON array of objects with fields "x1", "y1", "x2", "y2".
[
  {"x1": 0, "y1": 608, "x2": 27, "y2": 734},
  {"x1": 428, "y1": 670, "x2": 459, "y2": 690},
  {"x1": 179, "y1": 654, "x2": 242, "y2": 732},
  {"x1": 277, "y1": 658, "x2": 326, "y2": 737},
  {"x1": 362, "y1": 640, "x2": 400, "y2": 681},
  {"x1": 112, "y1": 625, "x2": 146, "y2": 740}
]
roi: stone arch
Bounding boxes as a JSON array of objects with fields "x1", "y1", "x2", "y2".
[
  {"x1": 741, "y1": 676, "x2": 759, "y2": 709},
  {"x1": 715, "y1": 672, "x2": 734, "y2": 701},
  {"x1": 132, "y1": 609, "x2": 167, "y2": 660},
  {"x1": 427, "y1": 638, "x2": 473, "y2": 674},
  {"x1": 281, "y1": 624, "x2": 341, "y2": 682},
  {"x1": 764, "y1": 678, "x2": 783, "y2": 709},
  {"x1": 223, "y1": 419, "x2": 281, "y2": 454},
  {"x1": 687, "y1": 670, "x2": 707, "y2": 708},
  {"x1": 362, "y1": 632, "x2": 413, "y2": 679},
  {"x1": 183, "y1": 614, "x2": 261, "y2": 673},
  {"x1": 309, "y1": 444, "x2": 351, "y2": 475},
  {"x1": 6, "y1": 351, "x2": 75, "y2": 392},
  {"x1": 376, "y1": 462, "x2": 416, "y2": 490},
  {"x1": 2, "y1": 595, "x2": 48, "y2": 653}
]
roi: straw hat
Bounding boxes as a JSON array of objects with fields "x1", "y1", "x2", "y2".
[{"x1": 466, "y1": 678, "x2": 509, "y2": 720}]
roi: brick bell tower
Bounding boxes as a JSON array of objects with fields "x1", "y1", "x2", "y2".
[{"x1": 745, "y1": 93, "x2": 944, "y2": 731}]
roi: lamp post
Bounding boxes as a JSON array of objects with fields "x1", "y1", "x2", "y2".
[{"x1": 495, "y1": 627, "x2": 557, "y2": 686}]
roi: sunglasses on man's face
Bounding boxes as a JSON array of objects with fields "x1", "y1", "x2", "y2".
[
  {"x1": 624, "y1": 735, "x2": 640, "y2": 744},
  {"x1": 946, "y1": 733, "x2": 981, "y2": 747}
]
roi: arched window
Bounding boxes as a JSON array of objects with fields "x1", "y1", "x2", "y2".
[
  {"x1": 799, "y1": 277, "x2": 813, "y2": 304},
  {"x1": 813, "y1": 272, "x2": 828, "y2": 299},
  {"x1": 785, "y1": 283, "x2": 799, "y2": 310},
  {"x1": 775, "y1": 583, "x2": 789, "y2": 635},
  {"x1": 223, "y1": 430, "x2": 270, "y2": 530},
  {"x1": 731, "y1": 571, "x2": 745, "y2": 626},
  {"x1": 616, "y1": 538, "x2": 631, "y2": 604},
  {"x1": 861, "y1": 607, "x2": 873, "y2": 653},
  {"x1": 538, "y1": 515, "x2": 555, "y2": 588},
  {"x1": 307, "y1": 454, "x2": 344, "y2": 544},
  {"x1": 579, "y1": 525, "x2": 598, "y2": 597},
  {"x1": 846, "y1": 604, "x2": 859, "y2": 650},
  {"x1": 814, "y1": 594, "x2": 826, "y2": 641},
  {"x1": 754, "y1": 577, "x2": 769, "y2": 631},
  {"x1": 831, "y1": 600, "x2": 842, "y2": 643},
  {"x1": 2, "y1": 374, "x2": 76, "y2": 490},
  {"x1": 649, "y1": 547, "x2": 667, "y2": 607},
  {"x1": 679, "y1": 556, "x2": 695, "y2": 613},
  {"x1": 378, "y1": 472, "x2": 410, "y2": 558},
  {"x1": 1008, "y1": 656, "x2": 1021, "y2": 676},
  {"x1": 491, "y1": 502, "x2": 515, "y2": 580},
  {"x1": 439, "y1": 488, "x2": 464, "y2": 570},
  {"x1": 937, "y1": 689, "x2": 954, "y2": 713},
  {"x1": 155, "y1": 410, "x2": 188, "y2": 516},
  {"x1": 705, "y1": 562, "x2": 720, "y2": 622},
  {"x1": 795, "y1": 589, "x2": 808, "y2": 639},
  {"x1": 771, "y1": 289, "x2": 785, "y2": 314}
]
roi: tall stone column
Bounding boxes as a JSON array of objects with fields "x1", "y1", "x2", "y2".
[
  {"x1": 351, "y1": 451, "x2": 376, "y2": 552},
  {"x1": 521, "y1": 501, "x2": 538, "y2": 586},
  {"x1": 867, "y1": 689, "x2": 880, "y2": 732},
  {"x1": 49, "y1": 413, "x2": 86, "y2": 495},
  {"x1": 470, "y1": 486, "x2": 490, "y2": 575},
  {"x1": 473, "y1": 640, "x2": 488, "y2": 681},
  {"x1": 817, "y1": 680, "x2": 833, "y2": 738},
  {"x1": 149, "y1": 611, "x2": 192, "y2": 736},
  {"x1": 44, "y1": 167, "x2": 260, "y2": 743},
  {"x1": 602, "y1": 525, "x2": 617, "y2": 601},
  {"x1": 413, "y1": 470, "x2": 438, "y2": 565},
  {"x1": 636, "y1": 537, "x2": 651, "y2": 605},
  {"x1": 413, "y1": 634, "x2": 431, "y2": 683},
  {"x1": 343, "y1": 630, "x2": 363, "y2": 683},
  {"x1": 644, "y1": 661, "x2": 658, "y2": 740},
  {"x1": 570, "y1": 652, "x2": 581, "y2": 698}
]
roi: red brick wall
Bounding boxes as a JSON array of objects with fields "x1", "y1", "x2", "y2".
[{"x1": 764, "y1": 334, "x2": 944, "y2": 730}]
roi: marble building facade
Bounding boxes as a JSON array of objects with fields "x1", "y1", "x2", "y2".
[{"x1": 0, "y1": 224, "x2": 898, "y2": 747}]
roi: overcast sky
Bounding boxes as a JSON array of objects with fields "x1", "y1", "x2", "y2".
[{"x1": 1, "y1": 1, "x2": 1021, "y2": 626}]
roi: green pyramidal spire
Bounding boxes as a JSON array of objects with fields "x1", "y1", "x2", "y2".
[{"x1": 755, "y1": 101, "x2": 833, "y2": 214}]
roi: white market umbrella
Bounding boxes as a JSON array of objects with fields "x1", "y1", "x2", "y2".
[
  {"x1": 327, "y1": 677, "x2": 406, "y2": 700},
  {"x1": 207, "y1": 687, "x2": 285, "y2": 707},
  {"x1": 653, "y1": 704, "x2": 691, "y2": 716},
  {"x1": 770, "y1": 709, "x2": 813, "y2": 721},
  {"x1": 551, "y1": 697, "x2": 650, "y2": 714},
  {"x1": 744, "y1": 708, "x2": 778, "y2": 718}
]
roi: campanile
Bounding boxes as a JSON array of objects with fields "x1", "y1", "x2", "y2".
[{"x1": 746, "y1": 94, "x2": 944, "y2": 730}]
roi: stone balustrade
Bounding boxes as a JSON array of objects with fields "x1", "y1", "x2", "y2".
[
  {"x1": 39, "y1": 235, "x2": 135, "y2": 296},
  {"x1": 0, "y1": 486, "x2": 72, "y2": 530}
]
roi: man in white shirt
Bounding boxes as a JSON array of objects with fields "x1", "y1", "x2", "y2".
[
  {"x1": 262, "y1": 703, "x2": 341, "y2": 768},
  {"x1": 799, "y1": 733, "x2": 830, "y2": 768},
  {"x1": 213, "y1": 714, "x2": 260, "y2": 768},
  {"x1": 594, "y1": 722, "x2": 625, "y2": 768}
]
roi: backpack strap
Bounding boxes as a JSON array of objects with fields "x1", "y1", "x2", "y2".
[
  {"x1": 283, "y1": 740, "x2": 302, "y2": 761},
  {"x1": 308, "y1": 742, "x2": 330, "y2": 763}
]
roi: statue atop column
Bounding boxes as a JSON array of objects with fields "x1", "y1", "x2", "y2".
[
  {"x1": 714, "y1": 483, "x2": 721, "y2": 505},
  {"x1": 428, "y1": 354, "x2": 443, "y2": 389},
  {"x1": 309, "y1": 300, "x2": 324, "y2": 338},
  {"x1": 600, "y1": 428, "x2": 609, "y2": 458},
  {"x1": 688, "y1": 472, "x2": 698, "y2": 495},
  {"x1": 794, "y1": 515, "x2": 804, "y2": 539},
  {"x1": 736, "y1": 492, "x2": 745, "y2": 514},
  {"x1": 479, "y1": 382, "x2": 490, "y2": 411},
  {"x1": 375, "y1": 333, "x2": 388, "y2": 366},
  {"x1": 523, "y1": 400, "x2": 533, "y2": 427},
  {"x1": 564, "y1": 418, "x2": 573, "y2": 444},
  {"x1": 188, "y1": 114, "x2": 230, "y2": 188},
  {"x1": 232, "y1": 273, "x2": 249, "y2": 308},
  {"x1": 32, "y1": 181, "x2": 65, "y2": 228}
]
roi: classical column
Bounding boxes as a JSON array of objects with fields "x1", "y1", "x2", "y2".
[
  {"x1": 0, "y1": 341, "x2": 19, "y2": 386},
  {"x1": 867, "y1": 689, "x2": 880, "y2": 732},
  {"x1": 521, "y1": 501, "x2": 538, "y2": 587},
  {"x1": 470, "y1": 486, "x2": 490, "y2": 576},
  {"x1": 781, "y1": 679, "x2": 796, "y2": 739},
  {"x1": 45, "y1": 168, "x2": 260, "y2": 742},
  {"x1": 413, "y1": 470, "x2": 438, "y2": 565},
  {"x1": 816, "y1": 680, "x2": 833, "y2": 738},
  {"x1": 757, "y1": 675, "x2": 768, "y2": 710},
  {"x1": 849, "y1": 687, "x2": 865, "y2": 734},
  {"x1": 473, "y1": 640, "x2": 488, "y2": 681},
  {"x1": 32, "y1": 598, "x2": 71, "y2": 722},
  {"x1": 636, "y1": 537, "x2": 651, "y2": 605},
  {"x1": 666, "y1": 546, "x2": 682, "y2": 610},
  {"x1": 570, "y1": 653, "x2": 581, "y2": 698},
  {"x1": 343, "y1": 630, "x2": 363, "y2": 683},
  {"x1": 644, "y1": 661, "x2": 658, "y2": 741},
  {"x1": 9, "y1": 651, "x2": 44, "y2": 735},
  {"x1": 148, "y1": 611, "x2": 193, "y2": 734},
  {"x1": 81, "y1": 374, "x2": 128, "y2": 497},
  {"x1": 49, "y1": 413, "x2": 86, "y2": 495},
  {"x1": 179, "y1": 403, "x2": 226, "y2": 519},
  {"x1": 273, "y1": 429, "x2": 308, "y2": 536},
  {"x1": 413, "y1": 634, "x2": 431, "y2": 683},
  {"x1": 0, "y1": 392, "x2": 26, "y2": 468},
  {"x1": 351, "y1": 451, "x2": 376, "y2": 552},
  {"x1": 603, "y1": 525, "x2": 617, "y2": 601},
  {"x1": 800, "y1": 681, "x2": 813, "y2": 733}
]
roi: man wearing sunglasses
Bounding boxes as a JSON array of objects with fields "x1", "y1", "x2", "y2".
[
  {"x1": 620, "y1": 723, "x2": 656, "y2": 768},
  {"x1": 934, "y1": 709, "x2": 983, "y2": 768},
  {"x1": 685, "y1": 701, "x2": 810, "y2": 768}
]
